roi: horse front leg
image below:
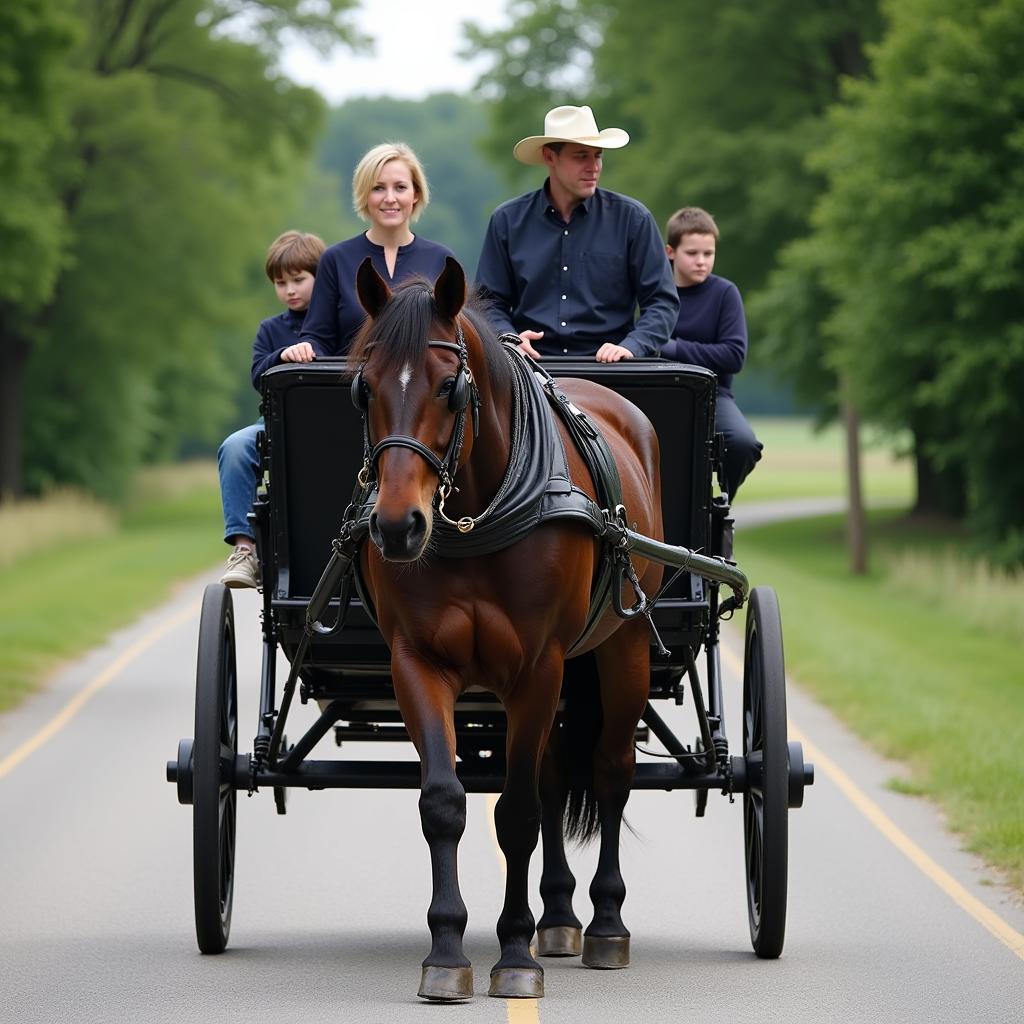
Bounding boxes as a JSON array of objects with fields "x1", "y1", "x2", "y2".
[
  {"x1": 583, "y1": 624, "x2": 651, "y2": 969},
  {"x1": 392, "y1": 651, "x2": 473, "y2": 1002},
  {"x1": 489, "y1": 661, "x2": 562, "y2": 999}
]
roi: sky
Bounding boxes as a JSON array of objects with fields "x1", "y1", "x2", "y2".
[{"x1": 280, "y1": 0, "x2": 511, "y2": 104}]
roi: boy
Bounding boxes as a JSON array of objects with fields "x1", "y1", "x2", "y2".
[
  {"x1": 662, "y1": 207, "x2": 762, "y2": 506},
  {"x1": 218, "y1": 230, "x2": 326, "y2": 588}
]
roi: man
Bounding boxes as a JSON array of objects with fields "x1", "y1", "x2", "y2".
[{"x1": 475, "y1": 105, "x2": 677, "y2": 362}]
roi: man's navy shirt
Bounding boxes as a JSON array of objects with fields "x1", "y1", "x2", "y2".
[{"x1": 475, "y1": 185, "x2": 678, "y2": 357}]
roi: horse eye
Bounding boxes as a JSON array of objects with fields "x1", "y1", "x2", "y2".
[{"x1": 438, "y1": 378, "x2": 456, "y2": 398}]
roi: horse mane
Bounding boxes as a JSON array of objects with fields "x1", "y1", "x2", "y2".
[{"x1": 349, "y1": 276, "x2": 513, "y2": 393}]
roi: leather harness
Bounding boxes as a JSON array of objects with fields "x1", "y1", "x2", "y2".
[{"x1": 308, "y1": 339, "x2": 659, "y2": 655}]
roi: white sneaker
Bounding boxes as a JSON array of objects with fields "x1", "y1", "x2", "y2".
[{"x1": 220, "y1": 545, "x2": 259, "y2": 589}]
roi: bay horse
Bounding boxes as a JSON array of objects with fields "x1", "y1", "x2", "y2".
[{"x1": 349, "y1": 256, "x2": 663, "y2": 1001}]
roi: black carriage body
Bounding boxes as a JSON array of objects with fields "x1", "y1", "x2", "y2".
[
  {"x1": 171, "y1": 355, "x2": 812, "y2": 960},
  {"x1": 257, "y1": 357, "x2": 717, "y2": 668}
]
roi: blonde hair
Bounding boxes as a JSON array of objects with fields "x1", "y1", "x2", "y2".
[
  {"x1": 264, "y1": 230, "x2": 326, "y2": 281},
  {"x1": 351, "y1": 142, "x2": 430, "y2": 224}
]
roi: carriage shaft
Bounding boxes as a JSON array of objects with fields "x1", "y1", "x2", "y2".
[{"x1": 623, "y1": 528, "x2": 748, "y2": 603}]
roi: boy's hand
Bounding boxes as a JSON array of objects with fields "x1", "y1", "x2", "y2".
[
  {"x1": 281, "y1": 342, "x2": 316, "y2": 363},
  {"x1": 595, "y1": 342, "x2": 634, "y2": 363}
]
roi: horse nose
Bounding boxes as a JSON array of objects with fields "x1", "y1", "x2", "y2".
[{"x1": 369, "y1": 507, "x2": 429, "y2": 561}]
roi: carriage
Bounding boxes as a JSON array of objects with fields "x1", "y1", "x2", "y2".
[{"x1": 166, "y1": 260, "x2": 813, "y2": 1000}]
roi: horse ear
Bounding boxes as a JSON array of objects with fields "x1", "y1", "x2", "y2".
[
  {"x1": 433, "y1": 256, "x2": 466, "y2": 324},
  {"x1": 356, "y1": 256, "x2": 391, "y2": 318}
]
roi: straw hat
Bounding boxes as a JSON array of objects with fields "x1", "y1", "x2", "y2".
[{"x1": 513, "y1": 105, "x2": 630, "y2": 165}]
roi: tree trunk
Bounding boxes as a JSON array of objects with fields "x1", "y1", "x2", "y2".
[
  {"x1": 0, "y1": 313, "x2": 30, "y2": 500},
  {"x1": 841, "y1": 383, "x2": 868, "y2": 575}
]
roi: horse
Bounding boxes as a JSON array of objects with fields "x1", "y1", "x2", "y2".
[{"x1": 348, "y1": 255, "x2": 664, "y2": 1001}]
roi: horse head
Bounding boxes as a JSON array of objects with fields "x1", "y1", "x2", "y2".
[{"x1": 351, "y1": 256, "x2": 482, "y2": 562}]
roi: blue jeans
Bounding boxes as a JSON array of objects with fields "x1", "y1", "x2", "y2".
[{"x1": 218, "y1": 420, "x2": 262, "y2": 543}]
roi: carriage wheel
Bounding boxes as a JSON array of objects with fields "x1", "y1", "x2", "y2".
[
  {"x1": 193, "y1": 583, "x2": 239, "y2": 954},
  {"x1": 742, "y1": 585, "x2": 788, "y2": 959}
]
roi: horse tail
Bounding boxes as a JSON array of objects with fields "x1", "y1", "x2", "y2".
[{"x1": 559, "y1": 652, "x2": 603, "y2": 843}]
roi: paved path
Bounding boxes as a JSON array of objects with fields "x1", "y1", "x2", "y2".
[{"x1": 1, "y1": 563, "x2": 1022, "y2": 1023}]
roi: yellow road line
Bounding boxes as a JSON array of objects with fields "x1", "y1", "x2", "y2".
[
  {"x1": 0, "y1": 601, "x2": 200, "y2": 780},
  {"x1": 720, "y1": 642, "x2": 1024, "y2": 962},
  {"x1": 487, "y1": 793, "x2": 542, "y2": 1023}
]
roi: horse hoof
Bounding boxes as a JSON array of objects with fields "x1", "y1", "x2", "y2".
[
  {"x1": 488, "y1": 968, "x2": 544, "y2": 999},
  {"x1": 582, "y1": 935, "x2": 630, "y2": 969},
  {"x1": 418, "y1": 965, "x2": 474, "y2": 1001},
  {"x1": 537, "y1": 926, "x2": 582, "y2": 957}
]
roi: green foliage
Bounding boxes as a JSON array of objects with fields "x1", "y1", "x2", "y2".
[
  {"x1": 4, "y1": 0, "x2": 361, "y2": 500},
  {"x1": 806, "y1": 0, "x2": 1024, "y2": 559},
  {"x1": 317, "y1": 93, "x2": 507, "y2": 267},
  {"x1": 465, "y1": 0, "x2": 883, "y2": 412},
  {"x1": 0, "y1": 0, "x2": 75, "y2": 309}
]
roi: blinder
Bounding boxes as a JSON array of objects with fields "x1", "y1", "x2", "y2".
[{"x1": 351, "y1": 370, "x2": 369, "y2": 411}]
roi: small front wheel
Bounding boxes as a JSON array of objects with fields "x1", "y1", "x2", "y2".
[
  {"x1": 193, "y1": 583, "x2": 238, "y2": 954},
  {"x1": 742, "y1": 585, "x2": 788, "y2": 958}
]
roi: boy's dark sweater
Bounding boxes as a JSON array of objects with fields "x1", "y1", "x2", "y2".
[
  {"x1": 661, "y1": 274, "x2": 747, "y2": 396},
  {"x1": 249, "y1": 307, "x2": 306, "y2": 389}
]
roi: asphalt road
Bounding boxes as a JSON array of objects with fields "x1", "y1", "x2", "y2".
[{"x1": 1, "y1": 566, "x2": 1022, "y2": 1024}]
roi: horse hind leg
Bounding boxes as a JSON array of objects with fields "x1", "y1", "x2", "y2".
[
  {"x1": 582, "y1": 624, "x2": 651, "y2": 970},
  {"x1": 537, "y1": 732, "x2": 583, "y2": 957}
]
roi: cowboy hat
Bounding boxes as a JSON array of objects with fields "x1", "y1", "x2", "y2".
[{"x1": 513, "y1": 105, "x2": 630, "y2": 165}]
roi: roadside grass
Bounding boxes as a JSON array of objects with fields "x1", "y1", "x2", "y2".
[
  {"x1": 741, "y1": 417, "x2": 914, "y2": 504},
  {"x1": 0, "y1": 464, "x2": 223, "y2": 714},
  {"x1": 736, "y1": 510, "x2": 1024, "y2": 892}
]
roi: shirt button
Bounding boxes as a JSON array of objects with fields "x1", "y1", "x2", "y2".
[
  {"x1": 563, "y1": 230, "x2": 569, "y2": 236},
  {"x1": 561, "y1": 294, "x2": 567, "y2": 300},
  {"x1": 561, "y1": 321, "x2": 567, "y2": 327},
  {"x1": 562, "y1": 348, "x2": 568, "y2": 354},
  {"x1": 562, "y1": 266, "x2": 568, "y2": 271}
]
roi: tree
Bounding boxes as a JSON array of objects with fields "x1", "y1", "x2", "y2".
[
  {"x1": 0, "y1": 0, "x2": 75, "y2": 498},
  {"x1": 807, "y1": 0, "x2": 1024, "y2": 559},
  {"x1": 1, "y1": 0, "x2": 362, "y2": 499}
]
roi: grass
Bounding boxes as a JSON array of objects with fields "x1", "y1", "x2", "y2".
[
  {"x1": 737, "y1": 510, "x2": 1024, "y2": 892},
  {"x1": 0, "y1": 463, "x2": 223, "y2": 713},
  {"x1": 741, "y1": 417, "x2": 914, "y2": 504}
]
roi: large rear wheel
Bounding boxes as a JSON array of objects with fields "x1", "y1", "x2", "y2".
[
  {"x1": 193, "y1": 583, "x2": 238, "y2": 954},
  {"x1": 742, "y1": 585, "x2": 788, "y2": 958}
]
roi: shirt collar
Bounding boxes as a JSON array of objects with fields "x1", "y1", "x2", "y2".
[{"x1": 541, "y1": 181, "x2": 595, "y2": 219}]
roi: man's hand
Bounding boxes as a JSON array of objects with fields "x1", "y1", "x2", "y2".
[
  {"x1": 595, "y1": 343, "x2": 634, "y2": 363},
  {"x1": 280, "y1": 342, "x2": 316, "y2": 363},
  {"x1": 517, "y1": 330, "x2": 545, "y2": 360}
]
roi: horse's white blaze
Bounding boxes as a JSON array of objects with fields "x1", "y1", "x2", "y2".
[{"x1": 399, "y1": 364, "x2": 413, "y2": 398}]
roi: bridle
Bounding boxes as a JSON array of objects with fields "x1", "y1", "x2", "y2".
[{"x1": 351, "y1": 319, "x2": 483, "y2": 532}]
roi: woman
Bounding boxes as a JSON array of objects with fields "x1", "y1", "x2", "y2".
[{"x1": 289, "y1": 142, "x2": 456, "y2": 358}]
